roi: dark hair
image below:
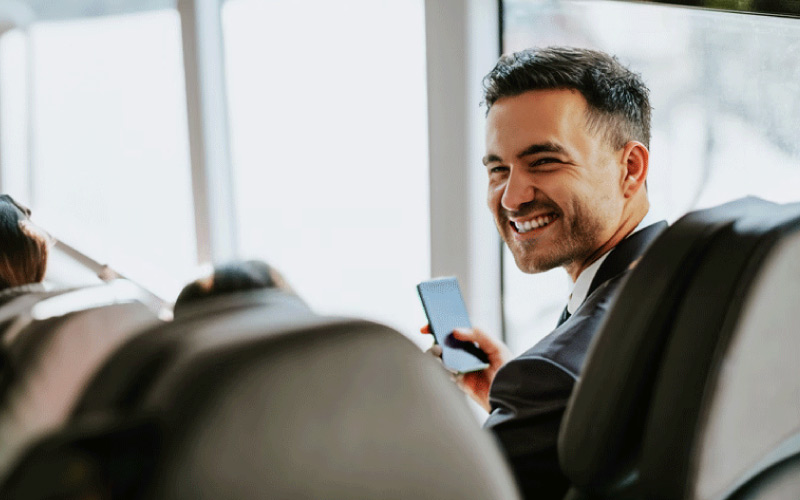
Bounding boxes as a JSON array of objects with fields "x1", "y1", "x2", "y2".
[
  {"x1": 482, "y1": 47, "x2": 652, "y2": 149},
  {"x1": 0, "y1": 195, "x2": 51, "y2": 290},
  {"x1": 174, "y1": 259, "x2": 287, "y2": 316}
]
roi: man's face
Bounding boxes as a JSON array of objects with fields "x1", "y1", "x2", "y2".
[{"x1": 484, "y1": 89, "x2": 627, "y2": 276}]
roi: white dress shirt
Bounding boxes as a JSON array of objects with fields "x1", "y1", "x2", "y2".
[{"x1": 566, "y1": 210, "x2": 660, "y2": 314}]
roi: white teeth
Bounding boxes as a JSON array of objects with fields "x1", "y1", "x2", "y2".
[{"x1": 515, "y1": 215, "x2": 555, "y2": 233}]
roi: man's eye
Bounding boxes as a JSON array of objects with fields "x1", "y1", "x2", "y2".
[
  {"x1": 531, "y1": 157, "x2": 562, "y2": 168},
  {"x1": 489, "y1": 166, "x2": 509, "y2": 175}
]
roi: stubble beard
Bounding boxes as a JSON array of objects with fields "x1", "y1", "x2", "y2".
[{"x1": 503, "y1": 207, "x2": 605, "y2": 275}]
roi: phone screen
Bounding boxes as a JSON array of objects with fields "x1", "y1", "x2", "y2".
[{"x1": 417, "y1": 277, "x2": 489, "y2": 373}]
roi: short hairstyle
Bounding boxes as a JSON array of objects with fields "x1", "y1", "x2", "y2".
[
  {"x1": 482, "y1": 46, "x2": 652, "y2": 149},
  {"x1": 0, "y1": 195, "x2": 51, "y2": 290},
  {"x1": 174, "y1": 259, "x2": 290, "y2": 317}
]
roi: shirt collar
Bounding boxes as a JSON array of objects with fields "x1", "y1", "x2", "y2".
[
  {"x1": 566, "y1": 210, "x2": 658, "y2": 314},
  {"x1": 567, "y1": 252, "x2": 608, "y2": 314}
]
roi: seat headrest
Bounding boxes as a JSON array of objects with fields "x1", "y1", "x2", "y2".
[
  {"x1": 139, "y1": 317, "x2": 521, "y2": 499},
  {"x1": 71, "y1": 288, "x2": 315, "y2": 417},
  {"x1": 558, "y1": 197, "x2": 791, "y2": 493},
  {"x1": 637, "y1": 200, "x2": 800, "y2": 500}
]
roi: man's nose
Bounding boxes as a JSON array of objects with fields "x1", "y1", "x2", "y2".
[{"x1": 500, "y1": 169, "x2": 534, "y2": 212}]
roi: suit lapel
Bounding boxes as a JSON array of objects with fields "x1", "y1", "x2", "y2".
[{"x1": 587, "y1": 221, "x2": 668, "y2": 298}]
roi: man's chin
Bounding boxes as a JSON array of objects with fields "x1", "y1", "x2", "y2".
[{"x1": 511, "y1": 252, "x2": 566, "y2": 275}]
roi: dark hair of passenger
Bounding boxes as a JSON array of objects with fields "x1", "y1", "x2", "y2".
[
  {"x1": 482, "y1": 46, "x2": 652, "y2": 149},
  {"x1": 0, "y1": 195, "x2": 50, "y2": 291},
  {"x1": 173, "y1": 259, "x2": 288, "y2": 317}
]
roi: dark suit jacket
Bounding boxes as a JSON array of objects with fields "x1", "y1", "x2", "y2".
[{"x1": 484, "y1": 222, "x2": 667, "y2": 499}]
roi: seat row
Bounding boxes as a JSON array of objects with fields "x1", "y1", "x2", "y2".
[{"x1": 0, "y1": 196, "x2": 795, "y2": 499}]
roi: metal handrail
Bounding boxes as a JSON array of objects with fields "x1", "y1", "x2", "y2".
[{"x1": 52, "y1": 239, "x2": 171, "y2": 314}]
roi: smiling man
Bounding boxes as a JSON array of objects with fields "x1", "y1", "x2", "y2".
[{"x1": 440, "y1": 48, "x2": 668, "y2": 499}]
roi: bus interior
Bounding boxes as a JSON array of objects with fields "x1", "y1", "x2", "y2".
[{"x1": 0, "y1": 0, "x2": 797, "y2": 498}]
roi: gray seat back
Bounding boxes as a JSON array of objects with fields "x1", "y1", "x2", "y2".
[
  {"x1": 140, "y1": 312, "x2": 520, "y2": 499},
  {"x1": 0, "y1": 281, "x2": 161, "y2": 472},
  {"x1": 71, "y1": 288, "x2": 316, "y2": 417},
  {"x1": 0, "y1": 291, "x2": 520, "y2": 499}
]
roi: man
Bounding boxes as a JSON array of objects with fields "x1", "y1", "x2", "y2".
[{"x1": 424, "y1": 47, "x2": 667, "y2": 498}]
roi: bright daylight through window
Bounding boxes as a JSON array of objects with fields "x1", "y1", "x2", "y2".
[
  {"x1": 27, "y1": 10, "x2": 197, "y2": 300},
  {"x1": 222, "y1": 0, "x2": 430, "y2": 342}
]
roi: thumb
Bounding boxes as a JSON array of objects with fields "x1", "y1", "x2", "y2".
[
  {"x1": 451, "y1": 327, "x2": 479, "y2": 343},
  {"x1": 451, "y1": 327, "x2": 510, "y2": 362}
]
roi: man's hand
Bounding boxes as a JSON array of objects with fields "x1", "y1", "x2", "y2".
[{"x1": 421, "y1": 325, "x2": 512, "y2": 412}]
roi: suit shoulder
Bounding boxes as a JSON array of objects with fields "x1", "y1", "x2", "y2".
[{"x1": 517, "y1": 272, "x2": 628, "y2": 377}]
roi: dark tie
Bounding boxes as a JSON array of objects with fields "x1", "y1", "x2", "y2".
[{"x1": 557, "y1": 305, "x2": 571, "y2": 327}]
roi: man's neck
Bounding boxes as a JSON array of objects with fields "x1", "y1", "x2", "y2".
[
  {"x1": 565, "y1": 200, "x2": 650, "y2": 282},
  {"x1": 566, "y1": 208, "x2": 657, "y2": 314}
]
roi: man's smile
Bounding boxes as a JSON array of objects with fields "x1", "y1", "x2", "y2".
[{"x1": 509, "y1": 213, "x2": 559, "y2": 235}]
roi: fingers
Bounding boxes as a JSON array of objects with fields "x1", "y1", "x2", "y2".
[
  {"x1": 451, "y1": 327, "x2": 512, "y2": 364},
  {"x1": 422, "y1": 325, "x2": 511, "y2": 369},
  {"x1": 451, "y1": 327, "x2": 490, "y2": 348}
]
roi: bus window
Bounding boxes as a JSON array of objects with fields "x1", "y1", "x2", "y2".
[
  {"x1": 27, "y1": 10, "x2": 196, "y2": 300},
  {"x1": 221, "y1": 0, "x2": 430, "y2": 342},
  {"x1": 0, "y1": 30, "x2": 28, "y2": 199}
]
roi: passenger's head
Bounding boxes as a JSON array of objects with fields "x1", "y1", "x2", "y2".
[
  {"x1": 482, "y1": 46, "x2": 651, "y2": 149},
  {"x1": 481, "y1": 47, "x2": 651, "y2": 280},
  {"x1": 174, "y1": 260, "x2": 292, "y2": 318},
  {"x1": 0, "y1": 195, "x2": 51, "y2": 291}
]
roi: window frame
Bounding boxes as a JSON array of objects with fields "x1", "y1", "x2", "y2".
[
  {"x1": 424, "y1": 0, "x2": 504, "y2": 338},
  {"x1": 622, "y1": 0, "x2": 800, "y2": 18}
]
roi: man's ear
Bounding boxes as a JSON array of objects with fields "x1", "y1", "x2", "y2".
[{"x1": 620, "y1": 141, "x2": 648, "y2": 197}]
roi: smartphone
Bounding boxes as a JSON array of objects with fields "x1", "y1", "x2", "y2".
[{"x1": 417, "y1": 277, "x2": 490, "y2": 374}]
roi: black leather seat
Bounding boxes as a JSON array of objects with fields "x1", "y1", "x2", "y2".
[
  {"x1": 558, "y1": 197, "x2": 800, "y2": 500},
  {"x1": 727, "y1": 451, "x2": 800, "y2": 500},
  {"x1": 0, "y1": 288, "x2": 521, "y2": 499},
  {"x1": 636, "y1": 201, "x2": 800, "y2": 500}
]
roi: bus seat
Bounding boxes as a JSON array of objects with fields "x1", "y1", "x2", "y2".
[
  {"x1": 0, "y1": 285, "x2": 71, "y2": 340},
  {"x1": 143, "y1": 315, "x2": 520, "y2": 499},
  {"x1": 70, "y1": 287, "x2": 316, "y2": 417},
  {"x1": 557, "y1": 197, "x2": 783, "y2": 498},
  {"x1": 637, "y1": 202, "x2": 800, "y2": 500},
  {"x1": 0, "y1": 281, "x2": 162, "y2": 474},
  {"x1": 726, "y1": 451, "x2": 800, "y2": 500},
  {"x1": 0, "y1": 289, "x2": 521, "y2": 499}
]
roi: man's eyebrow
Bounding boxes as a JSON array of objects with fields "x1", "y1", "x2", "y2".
[
  {"x1": 482, "y1": 154, "x2": 502, "y2": 166},
  {"x1": 518, "y1": 142, "x2": 566, "y2": 158},
  {"x1": 482, "y1": 142, "x2": 567, "y2": 166}
]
